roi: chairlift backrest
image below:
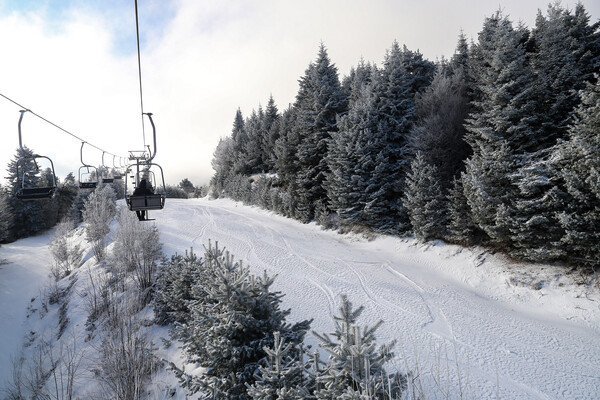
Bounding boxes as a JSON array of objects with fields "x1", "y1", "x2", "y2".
[
  {"x1": 78, "y1": 142, "x2": 98, "y2": 189},
  {"x1": 16, "y1": 110, "x2": 57, "y2": 200}
]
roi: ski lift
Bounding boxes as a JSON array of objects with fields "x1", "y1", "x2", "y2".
[
  {"x1": 125, "y1": 113, "x2": 166, "y2": 220},
  {"x1": 15, "y1": 110, "x2": 57, "y2": 200},
  {"x1": 78, "y1": 142, "x2": 98, "y2": 189},
  {"x1": 100, "y1": 152, "x2": 114, "y2": 184}
]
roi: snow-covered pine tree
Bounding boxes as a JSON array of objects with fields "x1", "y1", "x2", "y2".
[
  {"x1": 326, "y1": 84, "x2": 375, "y2": 228},
  {"x1": 247, "y1": 331, "x2": 310, "y2": 400},
  {"x1": 174, "y1": 242, "x2": 311, "y2": 399},
  {"x1": 530, "y1": 3, "x2": 599, "y2": 148},
  {"x1": 293, "y1": 44, "x2": 347, "y2": 223},
  {"x1": 371, "y1": 41, "x2": 416, "y2": 233},
  {"x1": 210, "y1": 136, "x2": 235, "y2": 198},
  {"x1": 5, "y1": 146, "x2": 45, "y2": 241},
  {"x1": 0, "y1": 185, "x2": 13, "y2": 243},
  {"x1": 264, "y1": 95, "x2": 281, "y2": 172},
  {"x1": 553, "y1": 77, "x2": 600, "y2": 267},
  {"x1": 447, "y1": 175, "x2": 481, "y2": 246},
  {"x1": 403, "y1": 153, "x2": 448, "y2": 242},
  {"x1": 154, "y1": 248, "x2": 204, "y2": 325},
  {"x1": 463, "y1": 12, "x2": 544, "y2": 249},
  {"x1": 312, "y1": 294, "x2": 405, "y2": 400},
  {"x1": 82, "y1": 184, "x2": 116, "y2": 261}
]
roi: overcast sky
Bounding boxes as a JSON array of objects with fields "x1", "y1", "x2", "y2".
[{"x1": 1, "y1": 0, "x2": 598, "y2": 186}]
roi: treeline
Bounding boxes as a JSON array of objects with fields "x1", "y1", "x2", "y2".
[
  {"x1": 210, "y1": 4, "x2": 600, "y2": 268},
  {"x1": 0, "y1": 147, "x2": 125, "y2": 243}
]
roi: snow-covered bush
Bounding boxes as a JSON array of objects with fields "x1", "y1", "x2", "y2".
[
  {"x1": 112, "y1": 206, "x2": 162, "y2": 300},
  {"x1": 49, "y1": 220, "x2": 83, "y2": 280},
  {"x1": 82, "y1": 185, "x2": 116, "y2": 261},
  {"x1": 97, "y1": 306, "x2": 157, "y2": 400}
]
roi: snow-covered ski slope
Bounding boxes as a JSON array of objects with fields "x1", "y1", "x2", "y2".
[
  {"x1": 1, "y1": 197, "x2": 598, "y2": 399},
  {"x1": 156, "y1": 198, "x2": 600, "y2": 399}
]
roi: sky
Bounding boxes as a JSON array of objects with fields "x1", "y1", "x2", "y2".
[{"x1": 0, "y1": 0, "x2": 599, "y2": 187}]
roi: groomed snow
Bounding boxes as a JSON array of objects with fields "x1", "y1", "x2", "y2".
[{"x1": 1, "y1": 197, "x2": 599, "y2": 399}]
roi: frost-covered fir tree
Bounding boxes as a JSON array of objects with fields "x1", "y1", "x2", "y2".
[
  {"x1": 0, "y1": 185, "x2": 12, "y2": 243},
  {"x1": 173, "y1": 242, "x2": 311, "y2": 399},
  {"x1": 313, "y1": 295, "x2": 405, "y2": 400},
  {"x1": 371, "y1": 41, "x2": 416, "y2": 232},
  {"x1": 553, "y1": 77, "x2": 600, "y2": 267},
  {"x1": 463, "y1": 12, "x2": 544, "y2": 249},
  {"x1": 247, "y1": 332, "x2": 310, "y2": 400},
  {"x1": 5, "y1": 147, "x2": 45, "y2": 240},
  {"x1": 447, "y1": 175, "x2": 481, "y2": 246},
  {"x1": 154, "y1": 248, "x2": 203, "y2": 324},
  {"x1": 293, "y1": 44, "x2": 347, "y2": 222},
  {"x1": 326, "y1": 84, "x2": 376, "y2": 228},
  {"x1": 264, "y1": 95, "x2": 281, "y2": 172},
  {"x1": 403, "y1": 153, "x2": 448, "y2": 242}
]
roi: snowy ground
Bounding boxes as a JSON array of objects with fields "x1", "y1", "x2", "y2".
[{"x1": 1, "y1": 197, "x2": 599, "y2": 399}]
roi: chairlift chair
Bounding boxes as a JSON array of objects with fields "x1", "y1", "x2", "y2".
[
  {"x1": 100, "y1": 152, "x2": 114, "y2": 183},
  {"x1": 124, "y1": 113, "x2": 166, "y2": 219},
  {"x1": 78, "y1": 142, "x2": 98, "y2": 189},
  {"x1": 15, "y1": 110, "x2": 57, "y2": 200}
]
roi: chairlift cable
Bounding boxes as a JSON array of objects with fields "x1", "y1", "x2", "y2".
[
  {"x1": 0, "y1": 92, "x2": 126, "y2": 160},
  {"x1": 134, "y1": 0, "x2": 147, "y2": 149}
]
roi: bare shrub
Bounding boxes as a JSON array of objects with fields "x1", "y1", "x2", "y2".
[
  {"x1": 82, "y1": 185, "x2": 116, "y2": 262},
  {"x1": 97, "y1": 310, "x2": 157, "y2": 400},
  {"x1": 50, "y1": 220, "x2": 83, "y2": 280},
  {"x1": 112, "y1": 206, "x2": 162, "y2": 301}
]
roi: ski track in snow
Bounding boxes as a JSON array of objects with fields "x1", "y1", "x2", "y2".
[{"x1": 157, "y1": 199, "x2": 600, "y2": 399}]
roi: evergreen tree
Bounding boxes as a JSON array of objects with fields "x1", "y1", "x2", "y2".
[
  {"x1": 447, "y1": 175, "x2": 481, "y2": 245},
  {"x1": 371, "y1": 42, "x2": 416, "y2": 231},
  {"x1": 5, "y1": 147, "x2": 45, "y2": 241},
  {"x1": 210, "y1": 137, "x2": 236, "y2": 198},
  {"x1": 530, "y1": 3, "x2": 599, "y2": 148},
  {"x1": 403, "y1": 153, "x2": 448, "y2": 242},
  {"x1": 463, "y1": 12, "x2": 543, "y2": 248},
  {"x1": 326, "y1": 86, "x2": 376, "y2": 227},
  {"x1": 399, "y1": 45, "x2": 435, "y2": 96},
  {"x1": 178, "y1": 178, "x2": 195, "y2": 195},
  {"x1": 247, "y1": 332, "x2": 310, "y2": 400},
  {"x1": 293, "y1": 44, "x2": 347, "y2": 222},
  {"x1": 313, "y1": 295, "x2": 405, "y2": 399},
  {"x1": 0, "y1": 185, "x2": 12, "y2": 243},
  {"x1": 264, "y1": 95, "x2": 281, "y2": 171},
  {"x1": 553, "y1": 77, "x2": 600, "y2": 267},
  {"x1": 274, "y1": 106, "x2": 299, "y2": 190},
  {"x1": 174, "y1": 242, "x2": 311, "y2": 398}
]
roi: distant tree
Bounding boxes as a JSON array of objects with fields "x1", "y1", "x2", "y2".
[
  {"x1": 178, "y1": 178, "x2": 195, "y2": 194},
  {"x1": 371, "y1": 41, "x2": 416, "y2": 232}
]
